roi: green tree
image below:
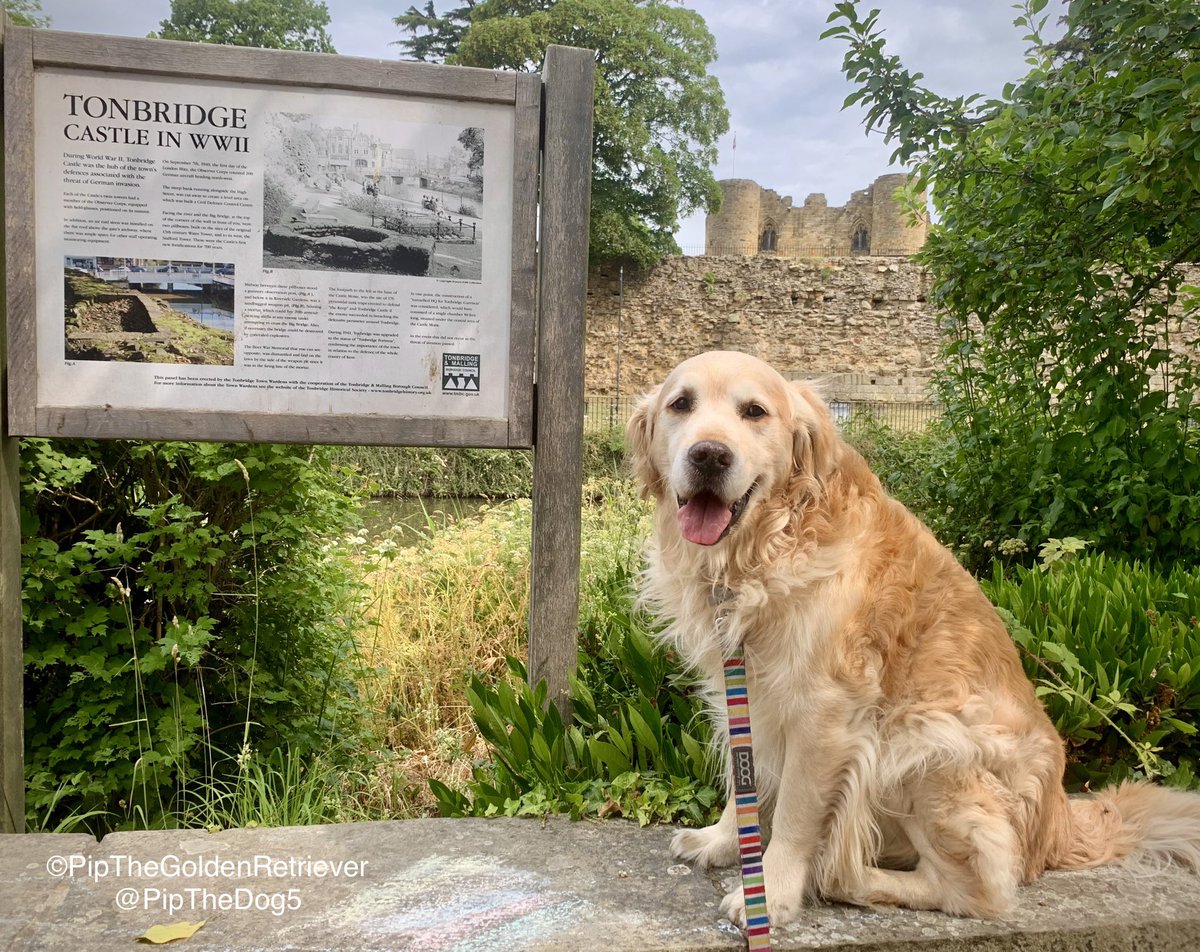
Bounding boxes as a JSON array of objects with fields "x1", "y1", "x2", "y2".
[
  {"x1": 395, "y1": 0, "x2": 729, "y2": 268},
  {"x1": 151, "y1": 0, "x2": 336, "y2": 53},
  {"x1": 3, "y1": 0, "x2": 49, "y2": 27},
  {"x1": 395, "y1": 0, "x2": 477, "y2": 62},
  {"x1": 823, "y1": 0, "x2": 1200, "y2": 565}
]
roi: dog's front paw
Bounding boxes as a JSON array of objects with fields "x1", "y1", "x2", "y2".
[
  {"x1": 718, "y1": 861, "x2": 810, "y2": 929},
  {"x1": 762, "y1": 851, "x2": 809, "y2": 925},
  {"x1": 719, "y1": 885, "x2": 748, "y2": 927},
  {"x1": 671, "y1": 824, "x2": 737, "y2": 869}
]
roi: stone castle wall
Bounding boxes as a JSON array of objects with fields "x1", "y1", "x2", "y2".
[
  {"x1": 585, "y1": 255, "x2": 939, "y2": 399},
  {"x1": 705, "y1": 174, "x2": 927, "y2": 258},
  {"x1": 585, "y1": 258, "x2": 1200, "y2": 402}
]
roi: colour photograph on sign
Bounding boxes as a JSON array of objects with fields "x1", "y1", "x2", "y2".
[
  {"x1": 63, "y1": 256, "x2": 236, "y2": 365},
  {"x1": 34, "y1": 69, "x2": 515, "y2": 420}
]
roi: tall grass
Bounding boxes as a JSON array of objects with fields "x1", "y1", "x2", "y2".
[
  {"x1": 354, "y1": 475, "x2": 650, "y2": 814},
  {"x1": 334, "y1": 446, "x2": 534, "y2": 498},
  {"x1": 330, "y1": 433, "x2": 626, "y2": 498},
  {"x1": 361, "y1": 499, "x2": 533, "y2": 749},
  {"x1": 180, "y1": 747, "x2": 372, "y2": 830}
]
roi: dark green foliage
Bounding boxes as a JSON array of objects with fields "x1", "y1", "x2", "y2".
[
  {"x1": 429, "y1": 561, "x2": 721, "y2": 825},
  {"x1": 841, "y1": 416, "x2": 949, "y2": 523},
  {"x1": 985, "y1": 555, "x2": 1200, "y2": 792},
  {"x1": 150, "y1": 0, "x2": 336, "y2": 52},
  {"x1": 21, "y1": 439, "x2": 372, "y2": 832},
  {"x1": 394, "y1": 0, "x2": 729, "y2": 268},
  {"x1": 826, "y1": 0, "x2": 1200, "y2": 567},
  {"x1": 394, "y1": 0, "x2": 476, "y2": 62}
]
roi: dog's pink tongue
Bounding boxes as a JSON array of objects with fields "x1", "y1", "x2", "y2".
[{"x1": 677, "y1": 492, "x2": 732, "y2": 546}]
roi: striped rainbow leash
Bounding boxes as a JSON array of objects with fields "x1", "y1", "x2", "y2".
[{"x1": 723, "y1": 654, "x2": 770, "y2": 950}]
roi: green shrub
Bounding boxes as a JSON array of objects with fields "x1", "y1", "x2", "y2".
[
  {"x1": 829, "y1": 0, "x2": 1200, "y2": 568},
  {"x1": 984, "y1": 553, "x2": 1200, "y2": 791},
  {"x1": 842, "y1": 415, "x2": 949, "y2": 523},
  {"x1": 21, "y1": 439, "x2": 374, "y2": 832}
]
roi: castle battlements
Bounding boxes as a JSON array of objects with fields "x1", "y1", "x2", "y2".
[{"x1": 705, "y1": 174, "x2": 926, "y2": 258}]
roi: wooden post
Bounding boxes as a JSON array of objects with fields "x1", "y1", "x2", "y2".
[
  {"x1": 0, "y1": 408, "x2": 18, "y2": 836},
  {"x1": 0, "y1": 9, "x2": 25, "y2": 834},
  {"x1": 0, "y1": 27, "x2": 586, "y2": 823},
  {"x1": 529, "y1": 45, "x2": 594, "y2": 717}
]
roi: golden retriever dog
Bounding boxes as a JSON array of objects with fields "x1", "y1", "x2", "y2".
[{"x1": 626, "y1": 351, "x2": 1200, "y2": 925}]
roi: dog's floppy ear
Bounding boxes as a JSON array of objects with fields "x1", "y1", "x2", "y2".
[
  {"x1": 625, "y1": 385, "x2": 662, "y2": 499},
  {"x1": 790, "y1": 380, "x2": 841, "y2": 483}
]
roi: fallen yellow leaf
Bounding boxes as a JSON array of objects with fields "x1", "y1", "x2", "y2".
[{"x1": 137, "y1": 921, "x2": 206, "y2": 944}]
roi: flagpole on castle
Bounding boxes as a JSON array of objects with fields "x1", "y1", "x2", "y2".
[{"x1": 731, "y1": 131, "x2": 736, "y2": 177}]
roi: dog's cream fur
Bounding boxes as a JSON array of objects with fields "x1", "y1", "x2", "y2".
[{"x1": 627, "y1": 351, "x2": 1200, "y2": 924}]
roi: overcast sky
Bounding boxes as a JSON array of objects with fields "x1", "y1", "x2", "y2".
[{"x1": 35, "y1": 0, "x2": 1066, "y2": 251}]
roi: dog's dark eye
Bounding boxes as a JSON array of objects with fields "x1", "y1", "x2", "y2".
[
  {"x1": 744, "y1": 403, "x2": 767, "y2": 419},
  {"x1": 668, "y1": 394, "x2": 692, "y2": 413}
]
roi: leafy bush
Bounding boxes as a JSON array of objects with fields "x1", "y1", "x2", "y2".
[
  {"x1": 844, "y1": 416, "x2": 1037, "y2": 568},
  {"x1": 842, "y1": 416, "x2": 948, "y2": 520},
  {"x1": 828, "y1": 0, "x2": 1200, "y2": 566},
  {"x1": 21, "y1": 439, "x2": 374, "y2": 832},
  {"x1": 428, "y1": 584, "x2": 721, "y2": 827},
  {"x1": 984, "y1": 554, "x2": 1200, "y2": 792}
]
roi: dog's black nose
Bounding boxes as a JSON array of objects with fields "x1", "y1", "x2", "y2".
[{"x1": 687, "y1": 440, "x2": 734, "y2": 476}]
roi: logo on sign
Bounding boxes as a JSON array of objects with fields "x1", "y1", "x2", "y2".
[{"x1": 442, "y1": 353, "x2": 480, "y2": 393}]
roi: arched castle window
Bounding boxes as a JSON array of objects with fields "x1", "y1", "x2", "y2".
[
  {"x1": 759, "y1": 223, "x2": 777, "y2": 253},
  {"x1": 851, "y1": 223, "x2": 870, "y2": 254}
]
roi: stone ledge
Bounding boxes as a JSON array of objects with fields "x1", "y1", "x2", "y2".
[{"x1": 2, "y1": 818, "x2": 1198, "y2": 951}]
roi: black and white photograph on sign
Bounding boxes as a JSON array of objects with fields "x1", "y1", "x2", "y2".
[
  {"x1": 261, "y1": 113, "x2": 484, "y2": 281},
  {"x1": 63, "y1": 256, "x2": 236, "y2": 365}
]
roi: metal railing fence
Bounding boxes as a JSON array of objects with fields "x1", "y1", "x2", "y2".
[{"x1": 583, "y1": 395, "x2": 940, "y2": 438}]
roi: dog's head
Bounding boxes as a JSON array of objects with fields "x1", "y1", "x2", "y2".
[{"x1": 626, "y1": 351, "x2": 841, "y2": 547}]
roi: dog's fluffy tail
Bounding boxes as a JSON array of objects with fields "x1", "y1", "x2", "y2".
[{"x1": 1054, "y1": 781, "x2": 1200, "y2": 872}]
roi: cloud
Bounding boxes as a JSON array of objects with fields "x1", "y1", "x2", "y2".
[{"x1": 36, "y1": 0, "x2": 1066, "y2": 251}]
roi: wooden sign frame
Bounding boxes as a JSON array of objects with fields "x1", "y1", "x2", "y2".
[
  {"x1": 5, "y1": 29, "x2": 545, "y2": 448},
  {"x1": 0, "y1": 18, "x2": 594, "y2": 833}
]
